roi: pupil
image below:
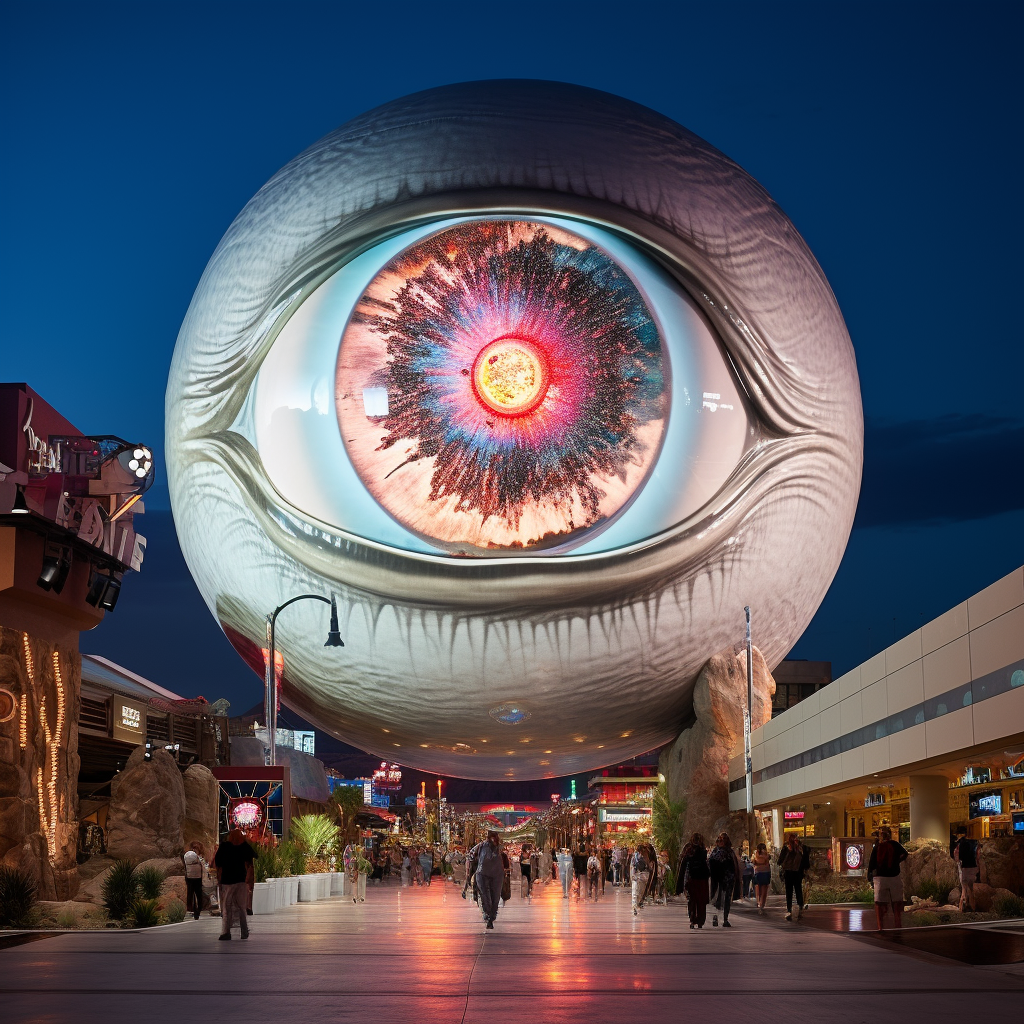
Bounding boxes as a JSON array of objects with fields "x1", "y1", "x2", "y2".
[{"x1": 472, "y1": 338, "x2": 548, "y2": 416}]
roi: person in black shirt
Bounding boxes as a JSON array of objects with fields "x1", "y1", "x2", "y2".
[
  {"x1": 867, "y1": 826, "x2": 908, "y2": 930},
  {"x1": 572, "y1": 847, "x2": 588, "y2": 900},
  {"x1": 213, "y1": 829, "x2": 255, "y2": 940},
  {"x1": 953, "y1": 828, "x2": 979, "y2": 911},
  {"x1": 677, "y1": 833, "x2": 710, "y2": 929}
]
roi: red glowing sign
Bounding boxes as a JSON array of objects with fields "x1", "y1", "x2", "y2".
[{"x1": 784, "y1": 810, "x2": 805, "y2": 820}]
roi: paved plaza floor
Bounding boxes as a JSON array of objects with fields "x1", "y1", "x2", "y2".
[{"x1": 3, "y1": 879, "x2": 1023, "y2": 1022}]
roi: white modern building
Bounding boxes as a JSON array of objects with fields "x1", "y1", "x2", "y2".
[{"x1": 729, "y1": 567, "x2": 1024, "y2": 861}]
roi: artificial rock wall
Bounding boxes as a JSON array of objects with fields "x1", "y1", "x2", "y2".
[
  {"x1": 659, "y1": 644, "x2": 775, "y2": 847},
  {"x1": 0, "y1": 625, "x2": 80, "y2": 900}
]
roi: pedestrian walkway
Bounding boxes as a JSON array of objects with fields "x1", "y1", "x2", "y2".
[{"x1": 2, "y1": 878, "x2": 1021, "y2": 1021}]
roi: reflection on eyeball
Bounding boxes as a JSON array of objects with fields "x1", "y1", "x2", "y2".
[{"x1": 166, "y1": 81, "x2": 862, "y2": 781}]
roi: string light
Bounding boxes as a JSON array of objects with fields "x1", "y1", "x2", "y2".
[{"x1": 21, "y1": 634, "x2": 66, "y2": 858}]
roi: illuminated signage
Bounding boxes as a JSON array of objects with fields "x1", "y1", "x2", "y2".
[
  {"x1": 112, "y1": 698, "x2": 146, "y2": 743},
  {"x1": 783, "y1": 810, "x2": 805, "y2": 820},
  {"x1": 845, "y1": 844, "x2": 863, "y2": 869},
  {"x1": 600, "y1": 809, "x2": 651, "y2": 823}
]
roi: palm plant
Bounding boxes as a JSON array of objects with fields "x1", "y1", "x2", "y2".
[
  {"x1": 130, "y1": 898, "x2": 162, "y2": 928},
  {"x1": 651, "y1": 781, "x2": 687, "y2": 870},
  {"x1": 136, "y1": 866, "x2": 165, "y2": 899},
  {"x1": 291, "y1": 814, "x2": 340, "y2": 860},
  {"x1": 101, "y1": 860, "x2": 140, "y2": 920}
]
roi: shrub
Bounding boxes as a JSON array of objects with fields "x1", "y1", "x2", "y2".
[
  {"x1": 277, "y1": 840, "x2": 307, "y2": 876},
  {"x1": 291, "y1": 814, "x2": 340, "y2": 860},
  {"x1": 57, "y1": 907, "x2": 77, "y2": 929},
  {"x1": 254, "y1": 845, "x2": 284, "y2": 883},
  {"x1": 0, "y1": 866, "x2": 38, "y2": 927},
  {"x1": 101, "y1": 860, "x2": 140, "y2": 920},
  {"x1": 914, "y1": 878, "x2": 951, "y2": 904},
  {"x1": 163, "y1": 899, "x2": 186, "y2": 924},
  {"x1": 136, "y1": 866, "x2": 165, "y2": 900},
  {"x1": 910, "y1": 911, "x2": 940, "y2": 927},
  {"x1": 993, "y1": 892, "x2": 1024, "y2": 919},
  {"x1": 805, "y1": 883, "x2": 873, "y2": 905},
  {"x1": 130, "y1": 898, "x2": 161, "y2": 928}
]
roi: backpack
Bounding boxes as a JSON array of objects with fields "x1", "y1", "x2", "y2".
[{"x1": 632, "y1": 850, "x2": 649, "y2": 874}]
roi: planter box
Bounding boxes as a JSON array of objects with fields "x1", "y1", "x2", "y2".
[
  {"x1": 330, "y1": 871, "x2": 345, "y2": 896},
  {"x1": 317, "y1": 873, "x2": 331, "y2": 899},
  {"x1": 289, "y1": 877, "x2": 298, "y2": 904},
  {"x1": 298, "y1": 875, "x2": 317, "y2": 902},
  {"x1": 252, "y1": 882, "x2": 275, "y2": 915},
  {"x1": 270, "y1": 878, "x2": 287, "y2": 910}
]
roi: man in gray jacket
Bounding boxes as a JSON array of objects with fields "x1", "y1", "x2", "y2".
[{"x1": 472, "y1": 830, "x2": 505, "y2": 929}]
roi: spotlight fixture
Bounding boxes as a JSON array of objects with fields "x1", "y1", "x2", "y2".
[
  {"x1": 85, "y1": 571, "x2": 122, "y2": 611},
  {"x1": 144, "y1": 741, "x2": 152, "y2": 762},
  {"x1": 37, "y1": 547, "x2": 72, "y2": 594},
  {"x1": 126, "y1": 446, "x2": 153, "y2": 480},
  {"x1": 37, "y1": 555, "x2": 60, "y2": 591},
  {"x1": 11, "y1": 486, "x2": 30, "y2": 514},
  {"x1": 98, "y1": 575, "x2": 121, "y2": 611}
]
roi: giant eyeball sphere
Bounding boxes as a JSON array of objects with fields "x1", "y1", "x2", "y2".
[{"x1": 166, "y1": 81, "x2": 862, "y2": 780}]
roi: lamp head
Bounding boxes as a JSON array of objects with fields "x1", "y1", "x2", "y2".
[{"x1": 324, "y1": 594, "x2": 345, "y2": 648}]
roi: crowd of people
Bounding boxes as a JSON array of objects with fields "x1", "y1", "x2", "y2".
[{"x1": 186, "y1": 822, "x2": 927, "y2": 939}]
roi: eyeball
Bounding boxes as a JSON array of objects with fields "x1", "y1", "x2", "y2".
[{"x1": 167, "y1": 81, "x2": 862, "y2": 780}]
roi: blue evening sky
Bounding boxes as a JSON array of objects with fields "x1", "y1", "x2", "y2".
[{"x1": 2, "y1": 2, "x2": 1022, "y2": 754}]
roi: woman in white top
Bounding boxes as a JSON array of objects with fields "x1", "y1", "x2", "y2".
[{"x1": 182, "y1": 841, "x2": 207, "y2": 920}]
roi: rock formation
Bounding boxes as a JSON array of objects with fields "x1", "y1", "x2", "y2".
[
  {"x1": 949, "y1": 882, "x2": 1018, "y2": 912},
  {"x1": 181, "y1": 763, "x2": 219, "y2": 856},
  {"x1": 0, "y1": 628, "x2": 80, "y2": 900},
  {"x1": 106, "y1": 746, "x2": 185, "y2": 860},
  {"x1": 902, "y1": 838, "x2": 959, "y2": 897},
  {"x1": 659, "y1": 644, "x2": 775, "y2": 848},
  {"x1": 978, "y1": 836, "x2": 1024, "y2": 894}
]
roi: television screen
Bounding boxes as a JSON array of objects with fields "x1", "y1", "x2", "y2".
[
  {"x1": 969, "y1": 789, "x2": 1002, "y2": 818},
  {"x1": 1012, "y1": 812, "x2": 1024, "y2": 834}
]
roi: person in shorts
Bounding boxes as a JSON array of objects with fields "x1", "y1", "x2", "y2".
[
  {"x1": 752, "y1": 842, "x2": 772, "y2": 915},
  {"x1": 953, "y1": 828, "x2": 979, "y2": 911},
  {"x1": 867, "y1": 826, "x2": 908, "y2": 930}
]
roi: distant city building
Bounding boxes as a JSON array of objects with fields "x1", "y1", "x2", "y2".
[
  {"x1": 771, "y1": 660, "x2": 832, "y2": 717},
  {"x1": 589, "y1": 762, "x2": 660, "y2": 833}
]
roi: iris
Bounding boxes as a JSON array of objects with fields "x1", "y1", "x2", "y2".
[{"x1": 337, "y1": 220, "x2": 668, "y2": 553}]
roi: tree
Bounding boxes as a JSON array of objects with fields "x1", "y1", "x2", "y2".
[
  {"x1": 328, "y1": 785, "x2": 365, "y2": 834},
  {"x1": 651, "y1": 781, "x2": 687, "y2": 870}
]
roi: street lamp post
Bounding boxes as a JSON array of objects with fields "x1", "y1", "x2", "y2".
[
  {"x1": 744, "y1": 605, "x2": 754, "y2": 855},
  {"x1": 264, "y1": 593, "x2": 345, "y2": 766},
  {"x1": 436, "y1": 779, "x2": 443, "y2": 843}
]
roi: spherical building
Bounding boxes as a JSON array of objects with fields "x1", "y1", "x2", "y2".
[{"x1": 166, "y1": 81, "x2": 862, "y2": 780}]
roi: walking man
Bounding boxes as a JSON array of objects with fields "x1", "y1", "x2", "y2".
[
  {"x1": 472, "y1": 830, "x2": 505, "y2": 929},
  {"x1": 213, "y1": 828, "x2": 254, "y2": 941}
]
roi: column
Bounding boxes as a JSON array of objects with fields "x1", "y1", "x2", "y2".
[{"x1": 909, "y1": 774, "x2": 949, "y2": 842}]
